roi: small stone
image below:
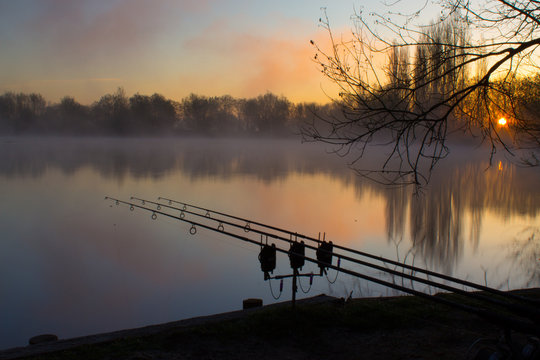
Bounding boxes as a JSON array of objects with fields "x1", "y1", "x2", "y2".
[
  {"x1": 243, "y1": 298, "x2": 263, "y2": 309},
  {"x1": 29, "y1": 334, "x2": 58, "y2": 345}
]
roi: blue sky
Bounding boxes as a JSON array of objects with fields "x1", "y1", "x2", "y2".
[{"x1": 0, "y1": 0, "x2": 436, "y2": 104}]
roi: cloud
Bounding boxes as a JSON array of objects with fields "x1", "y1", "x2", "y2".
[
  {"x1": 35, "y1": 78, "x2": 122, "y2": 84},
  {"x1": 183, "y1": 17, "x2": 333, "y2": 101},
  {"x1": 3, "y1": 1, "x2": 343, "y2": 103},
  {"x1": 26, "y1": 0, "x2": 210, "y2": 66},
  {"x1": 237, "y1": 34, "x2": 316, "y2": 95}
]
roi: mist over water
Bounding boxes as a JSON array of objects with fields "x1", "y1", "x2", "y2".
[{"x1": 1, "y1": 136, "x2": 539, "y2": 350}]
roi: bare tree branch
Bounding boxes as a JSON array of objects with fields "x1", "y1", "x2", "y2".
[{"x1": 304, "y1": 1, "x2": 540, "y2": 186}]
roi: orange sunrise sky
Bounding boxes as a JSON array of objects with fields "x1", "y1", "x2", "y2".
[{"x1": 0, "y1": 0, "x2": 437, "y2": 104}]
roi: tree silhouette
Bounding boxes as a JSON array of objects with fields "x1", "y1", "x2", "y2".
[
  {"x1": 0, "y1": 89, "x2": 333, "y2": 137},
  {"x1": 182, "y1": 94, "x2": 219, "y2": 134},
  {"x1": 305, "y1": 1, "x2": 540, "y2": 185},
  {"x1": 240, "y1": 93, "x2": 291, "y2": 135},
  {"x1": 92, "y1": 88, "x2": 131, "y2": 134},
  {"x1": 129, "y1": 93, "x2": 177, "y2": 133},
  {"x1": 47, "y1": 96, "x2": 91, "y2": 133},
  {"x1": 0, "y1": 92, "x2": 46, "y2": 133}
]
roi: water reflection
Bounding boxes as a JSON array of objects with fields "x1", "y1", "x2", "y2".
[
  {"x1": 386, "y1": 158, "x2": 540, "y2": 272},
  {"x1": 507, "y1": 227, "x2": 540, "y2": 288},
  {"x1": 1, "y1": 136, "x2": 539, "y2": 273},
  {"x1": 1, "y1": 136, "x2": 539, "y2": 349}
]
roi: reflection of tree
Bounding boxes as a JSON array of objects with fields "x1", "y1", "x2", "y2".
[
  {"x1": 1, "y1": 137, "x2": 539, "y2": 274},
  {"x1": 386, "y1": 187, "x2": 407, "y2": 242},
  {"x1": 0, "y1": 138, "x2": 347, "y2": 183},
  {"x1": 507, "y1": 227, "x2": 540, "y2": 288},
  {"x1": 383, "y1": 153, "x2": 539, "y2": 272},
  {"x1": 409, "y1": 191, "x2": 462, "y2": 274}
]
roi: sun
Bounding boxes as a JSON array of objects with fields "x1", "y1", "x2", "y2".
[{"x1": 498, "y1": 117, "x2": 507, "y2": 126}]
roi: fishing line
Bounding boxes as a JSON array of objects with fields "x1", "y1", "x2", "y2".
[
  {"x1": 134, "y1": 196, "x2": 540, "y2": 320},
  {"x1": 158, "y1": 197, "x2": 538, "y2": 307},
  {"x1": 298, "y1": 273, "x2": 314, "y2": 294},
  {"x1": 105, "y1": 196, "x2": 540, "y2": 336},
  {"x1": 268, "y1": 278, "x2": 283, "y2": 300}
]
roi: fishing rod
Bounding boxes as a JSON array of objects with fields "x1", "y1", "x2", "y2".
[
  {"x1": 105, "y1": 196, "x2": 539, "y2": 336},
  {"x1": 132, "y1": 196, "x2": 540, "y2": 320},
  {"x1": 157, "y1": 197, "x2": 538, "y2": 307}
]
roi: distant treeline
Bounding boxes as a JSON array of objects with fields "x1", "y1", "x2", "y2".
[{"x1": 0, "y1": 89, "x2": 339, "y2": 136}]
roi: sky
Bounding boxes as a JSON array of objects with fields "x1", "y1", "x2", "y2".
[{"x1": 0, "y1": 0, "x2": 433, "y2": 104}]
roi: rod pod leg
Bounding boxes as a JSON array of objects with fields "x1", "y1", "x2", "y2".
[{"x1": 292, "y1": 268, "x2": 298, "y2": 309}]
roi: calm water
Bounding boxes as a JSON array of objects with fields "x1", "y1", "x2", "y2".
[{"x1": 1, "y1": 136, "x2": 539, "y2": 349}]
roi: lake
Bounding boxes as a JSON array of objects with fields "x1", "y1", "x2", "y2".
[{"x1": 1, "y1": 136, "x2": 539, "y2": 349}]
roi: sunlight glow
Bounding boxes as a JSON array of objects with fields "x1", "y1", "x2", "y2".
[{"x1": 498, "y1": 117, "x2": 507, "y2": 126}]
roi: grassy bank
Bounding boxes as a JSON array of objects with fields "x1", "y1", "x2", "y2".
[{"x1": 4, "y1": 289, "x2": 539, "y2": 360}]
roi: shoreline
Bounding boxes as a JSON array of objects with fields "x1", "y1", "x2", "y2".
[
  {"x1": 0, "y1": 295, "x2": 336, "y2": 360},
  {"x1": 2, "y1": 289, "x2": 538, "y2": 360}
]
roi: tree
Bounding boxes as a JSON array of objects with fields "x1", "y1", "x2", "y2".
[
  {"x1": 92, "y1": 88, "x2": 130, "y2": 134},
  {"x1": 129, "y1": 93, "x2": 178, "y2": 133},
  {"x1": 0, "y1": 92, "x2": 46, "y2": 133},
  {"x1": 240, "y1": 93, "x2": 291, "y2": 135},
  {"x1": 305, "y1": 1, "x2": 540, "y2": 185},
  {"x1": 51, "y1": 96, "x2": 91, "y2": 133},
  {"x1": 182, "y1": 94, "x2": 219, "y2": 133}
]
